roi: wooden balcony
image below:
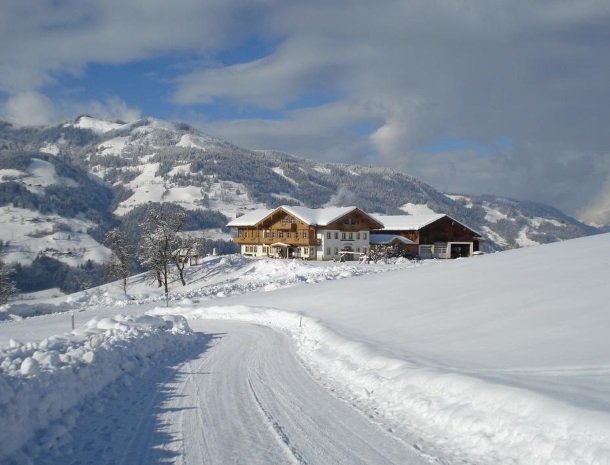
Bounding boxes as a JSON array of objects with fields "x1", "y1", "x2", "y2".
[{"x1": 234, "y1": 235, "x2": 320, "y2": 246}]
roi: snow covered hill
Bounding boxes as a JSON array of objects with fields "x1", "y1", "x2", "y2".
[
  {"x1": 0, "y1": 116, "x2": 598, "y2": 262},
  {"x1": 0, "y1": 150, "x2": 114, "y2": 267},
  {"x1": 200, "y1": 233, "x2": 610, "y2": 465},
  {"x1": 0, "y1": 233, "x2": 609, "y2": 464}
]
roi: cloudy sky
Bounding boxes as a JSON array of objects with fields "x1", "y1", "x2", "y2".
[{"x1": 1, "y1": 0, "x2": 609, "y2": 225}]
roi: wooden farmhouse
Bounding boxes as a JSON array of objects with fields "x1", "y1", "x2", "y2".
[
  {"x1": 371, "y1": 214, "x2": 484, "y2": 258},
  {"x1": 227, "y1": 207, "x2": 484, "y2": 261},
  {"x1": 227, "y1": 205, "x2": 383, "y2": 260}
]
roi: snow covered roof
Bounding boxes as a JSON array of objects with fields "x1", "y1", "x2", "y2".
[
  {"x1": 227, "y1": 206, "x2": 382, "y2": 228},
  {"x1": 369, "y1": 234, "x2": 415, "y2": 245},
  {"x1": 226, "y1": 209, "x2": 273, "y2": 227},
  {"x1": 280, "y1": 206, "x2": 367, "y2": 226},
  {"x1": 373, "y1": 214, "x2": 447, "y2": 231},
  {"x1": 374, "y1": 213, "x2": 483, "y2": 237}
]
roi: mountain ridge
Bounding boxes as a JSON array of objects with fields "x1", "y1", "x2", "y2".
[{"x1": 0, "y1": 116, "x2": 600, "y2": 270}]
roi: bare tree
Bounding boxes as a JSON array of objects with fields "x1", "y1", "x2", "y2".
[
  {"x1": 105, "y1": 228, "x2": 132, "y2": 294},
  {"x1": 0, "y1": 257, "x2": 16, "y2": 305},
  {"x1": 172, "y1": 235, "x2": 200, "y2": 286},
  {"x1": 139, "y1": 207, "x2": 187, "y2": 305}
]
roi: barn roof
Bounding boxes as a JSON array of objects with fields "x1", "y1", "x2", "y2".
[
  {"x1": 373, "y1": 214, "x2": 446, "y2": 231},
  {"x1": 373, "y1": 213, "x2": 483, "y2": 237}
]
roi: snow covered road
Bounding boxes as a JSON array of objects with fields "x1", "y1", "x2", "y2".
[
  {"x1": 176, "y1": 320, "x2": 428, "y2": 465},
  {"x1": 24, "y1": 319, "x2": 430, "y2": 465}
]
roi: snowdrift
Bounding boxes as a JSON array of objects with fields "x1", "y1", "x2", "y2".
[
  {"x1": 0, "y1": 253, "x2": 420, "y2": 323},
  {"x1": 0, "y1": 314, "x2": 195, "y2": 462}
]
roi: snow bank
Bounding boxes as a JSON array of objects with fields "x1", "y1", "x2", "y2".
[
  {"x1": 1, "y1": 255, "x2": 421, "y2": 322},
  {"x1": 159, "y1": 304, "x2": 610, "y2": 465},
  {"x1": 0, "y1": 314, "x2": 194, "y2": 462}
]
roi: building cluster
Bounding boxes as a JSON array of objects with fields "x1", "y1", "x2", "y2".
[{"x1": 227, "y1": 206, "x2": 483, "y2": 261}]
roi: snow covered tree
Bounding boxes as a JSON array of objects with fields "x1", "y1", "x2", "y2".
[
  {"x1": 105, "y1": 228, "x2": 132, "y2": 294},
  {"x1": 0, "y1": 257, "x2": 16, "y2": 305},
  {"x1": 139, "y1": 207, "x2": 186, "y2": 304}
]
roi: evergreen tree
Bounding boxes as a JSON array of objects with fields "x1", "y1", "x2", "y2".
[{"x1": 0, "y1": 258, "x2": 16, "y2": 304}]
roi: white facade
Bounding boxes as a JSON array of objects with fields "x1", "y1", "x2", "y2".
[
  {"x1": 317, "y1": 229, "x2": 370, "y2": 260},
  {"x1": 241, "y1": 229, "x2": 371, "y2": 261},
  {"x1": 241, "y1": 244, "x2": 318, "y2": 259}
]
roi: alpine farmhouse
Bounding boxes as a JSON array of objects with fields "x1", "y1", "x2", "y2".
[{"x1": 227, "y1": 206, "x2": 484, "y2": 260}]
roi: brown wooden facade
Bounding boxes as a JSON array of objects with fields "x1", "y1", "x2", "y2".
[
  {"x1": 233, "y1": 209, "x2": 320, "y2": 247},
  {"x1": 230, "y1": 206, "x2": 383, "y2": 260},
  {"x1": 371, "y1": 215, "x2": 482, "y2": 258}
]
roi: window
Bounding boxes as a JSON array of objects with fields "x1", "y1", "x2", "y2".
[
  {"x1": 341, "y1": 232, "x2": 346, "y2": 240},
  {"x1": 327, "y1": 247, "x2": 331, "y2": 255},
  {"x1": 293, "y1": 232, "x2": 298, "y2": 239},
  {"x1": 310, "y1": 247, "x2": 314, "y2": 256},
  {"x1": 278, "y1": 231, "x2": 283, "y2": 238},
  {"x1": 363, "y1": 232, "x2": 367, "y2": 240},
  {"x1": 357, "y1": 247, "x2": 360, "y2": 253},
  {"x1": 357, "y1": 232, "x2": 361, "y2": 240},
  {"x1": 349, "y1": 232, "x2": 353, "y2": 240},
  {"x1": 327, "y1": 232, "x2": 331, "y2": 239},
  {"x1": 363, "y1": 247, "x2": 367, "y2": 253},
  {"x1": 303, "y1": 231, "x2": 308, "y2": 238},
  {"x1": 281, "y1": 215, "x2": 295, "y2": 224},
  {"x1": 334, "y1": 247, "x2": 339, "y2": 254},
  {"x1": 334, "y1": 232, "x2": 338, "y2": 239}
]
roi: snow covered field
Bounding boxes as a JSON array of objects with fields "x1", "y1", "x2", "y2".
[{"x1": 1, "y1": 234, "x2": 609, "y2": 464}]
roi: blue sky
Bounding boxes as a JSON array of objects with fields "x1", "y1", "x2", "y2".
[{"x1": 1, "y1": 0, "x2": 610, "y2": 225}]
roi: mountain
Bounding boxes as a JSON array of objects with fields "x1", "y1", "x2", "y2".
[{"x1": 0, "y1": 115, "x2": 600, "y2": 289}]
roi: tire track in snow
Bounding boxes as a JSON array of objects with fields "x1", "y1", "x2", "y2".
[{"x1": 247, "y1": 376, "x2": 308, "y2": 465}]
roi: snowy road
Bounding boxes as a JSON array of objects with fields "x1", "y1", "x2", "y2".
[{"x1": 31, "y1": 319, "x2": 430, "y2": 465}]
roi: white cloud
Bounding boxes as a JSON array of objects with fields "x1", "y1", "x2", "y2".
[
  {"x1": 63, "y1": 97, "x2": 141, "y2": 123},
  {"x1": 194, "y1": 99, "x2": 384, "y2": 163},
  {"x1": 2, "y1": 92, "x2": 56, "y2": 126},
  {"x1": 1, "y1": 93, "x2": 141, "y2": 126},
  {"x1": 580, "y1": 182, "x2": 610, "y2": 227},
  {"x1": 1, "y1": 0, "x2": 610, "y2": 219},
  {"x1": 174, "y1": 36, "x2": 347, "y2": 108}
]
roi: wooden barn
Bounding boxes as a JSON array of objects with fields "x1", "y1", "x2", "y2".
[{"x1": 371, "y1": 214, "x2": 484, "y2": 259}]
